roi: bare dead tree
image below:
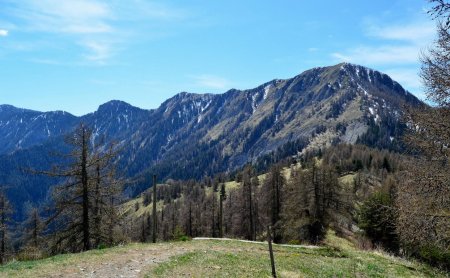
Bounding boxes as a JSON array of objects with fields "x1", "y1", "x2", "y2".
[
  {"x1": 398, "y1": 1, "x2": 450, "y2": 268},
  {"x1": 43, "y1": 124, "x2": 123, "y2": 253},
  {"x1": 22, "y1": 207, "x2": 43, "y2": 249},
  {"x1": 428, "y1": 0, "x2": 450, "y2": 28},
  {"x1": 260, "y1": 165, "x2": 285, "y2": 243}
]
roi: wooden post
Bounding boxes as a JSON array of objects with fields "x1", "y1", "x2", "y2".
[
  {"x1": 219, "y1": 192, "x2": 223, "y2": 238},
  {"x1": 267, "y1": 226, "x2": 277, "y2": 278},
  {"x1": 152, "y1": 174, "x2": 157, "y2": 243}
]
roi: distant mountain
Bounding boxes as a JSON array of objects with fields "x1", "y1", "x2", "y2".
[
  {"x1": 0, "y1": 63, "x2": 423, "y2": 219},
  {"x1": 0, "y1": 105, "x2": 78, "y2": 154}
]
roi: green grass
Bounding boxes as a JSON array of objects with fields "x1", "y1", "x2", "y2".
[
  {"x1": 149, "y1": 235, "x2": 446, "y2": 278},
  {"x1": 0, "y1": 248, "x2": 108, "y2": 277},
  {"x1": 0, "y1": 243, "x2": 149, "y2": 277}
]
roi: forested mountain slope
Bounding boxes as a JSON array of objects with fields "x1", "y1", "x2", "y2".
[{"x1": 0, "y1": 63, "x2": 422, "y2": 219}]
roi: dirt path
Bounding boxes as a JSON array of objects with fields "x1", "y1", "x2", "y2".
[{"x1": 47, "y1": 244, "x2": 190, "y2": 278}]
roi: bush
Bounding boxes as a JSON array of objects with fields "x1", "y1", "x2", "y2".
[
  {"x1": 172, "y1": 226, "x2": 190, "y2": 241},
  {"x1": 411, "y1": 245, "x2": 450, "y2": 271},
  {"x1": 179, "y1": 235, "x2": 190, "y2": 242},
  {"x1": 97, "y1": 243, "x2": 108, "y2": 250},
  {"x1": 287, "y1": 239, "x2": 301, "y2": 245}
]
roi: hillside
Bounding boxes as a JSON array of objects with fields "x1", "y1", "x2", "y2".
[
  {"x1": 1, "y1": 233, "x2": 445, "y2": 278},
  {"x1": 121, "y1": 163, "x2": 294, "y2": 219}
]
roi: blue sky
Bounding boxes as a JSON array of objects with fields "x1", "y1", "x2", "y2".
[{"x1": 0, "y1": 0, "x2": 437, "y2": 115}]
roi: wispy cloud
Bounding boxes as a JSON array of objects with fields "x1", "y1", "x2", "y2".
[
  {"x1": 191, "y1": 74, "x2": 232, "y2": 90},
  {"x1": 332, "y1": 21, "x2": 435, "y2": 65},
  {"x1": 331, "y1": 20, "x2": 436, "y2": 94},
  {"x1": 384, "y1": 67, "x2": 423, "y2": 93},
  {"x1": 80, "y1": 40, "x2": 113, "y2": 63},
  {"x1": 8, "y1": 0, "x2": 115, "y2": 64},
  {"x1": 366, "y1": 21, "x2": 435, "y2": 43},
  {"x1": 2, "y1": 0, "x2": 188, "y2": 64},
  {"x1": 332, "y1": 45, "x2": 420, "y2": 65},
  {"x1": 14, "y1": 0, "x2": 113, "y2": 35},
  {"x1": 0, "y1": 29, "x2": 8, "y2": 37}
]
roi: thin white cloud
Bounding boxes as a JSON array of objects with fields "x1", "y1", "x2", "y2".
[
  {"x1": 330, "y1": 19, "x2": 436, "y2": 97},
  {"x1": 62, "y1": 23, "x2": 113, "y2": 35},
  {"x1": 366, "y1": 21, "x2": 436, "y2": 43},
  {"x1": 0, "y1": 29, "x2": 8, "y2": 36},
  {"x1": 80, "y1": 40, "x2": 113, "y2": 63},
  {"x1": 384, "y1": 68, "x2": 422, "y2": 89},
  {"x1": 4, "y1": 0, "x2": 188, "y2": 64},
  {"x1": 192, "y1": 75, "x2": 231, "y2": 90},
  {"x1": 15, "y1": 0, "x2": 113, "y2": 35},
  {"x1": 6, "y1": 0, "x2": 114, "y2": 63},
  {"x1": 332, "y1": 20, "x2": 435, "y2": 66},
  {"x1": 332, "y1": 45, "x2": 420, "y2": 65},
  {"x1": 114, "y1": 0, "x2": 188, "y2": 21},
  {"x1": 383, "y1": 67, "x2": 426, "y2": 100}
]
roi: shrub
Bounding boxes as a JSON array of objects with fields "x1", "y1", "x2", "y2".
[
  {"x1": 172, "y1": 226, "x2": 190, "y2": 241},
  {"x1": 287, "y1": 239, "x2": 301, "y2": 245}
]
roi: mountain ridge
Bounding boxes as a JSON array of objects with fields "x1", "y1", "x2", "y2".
[
  {"x1": 0, "y1": 63, "x2": 423, "y2": 219},
  {"x1": 0, "y1": 63, "x2": 416, "y2": 117}
]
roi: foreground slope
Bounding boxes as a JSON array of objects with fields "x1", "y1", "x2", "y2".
[{"x1": 1, "y1": 233, "x2": 445, "y2": 278}]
